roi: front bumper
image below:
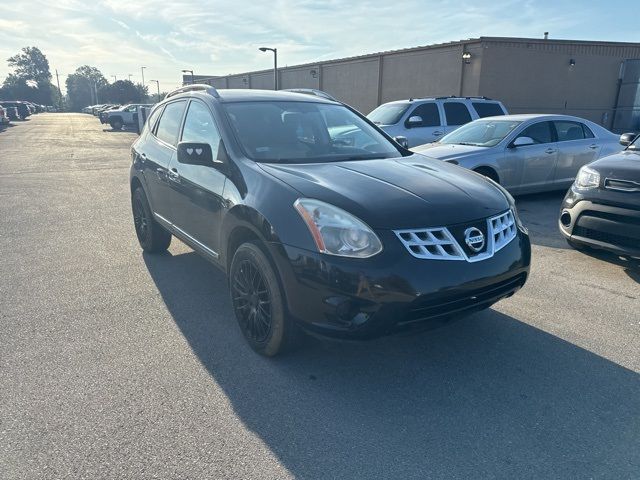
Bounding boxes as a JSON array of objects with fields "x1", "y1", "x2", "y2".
[
  {"x1": 269, "y1": 227, "x2": 531, "y2": 339},
  {"x1": 559, "y1": 189, "x2": 640, "y2": 258}
]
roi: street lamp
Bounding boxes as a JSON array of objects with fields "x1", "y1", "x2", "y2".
[
  {"x1": 149, "y1": 80, "x2": 160, "y2": 101},
  {"x1": 259, "y1": 47, "x2": 278, "y2": 90},
  {"x1": 181, "y1": 69, "x2": 195, "y2": 85},
  {"x1": 140, "y1": 66, "x2": 146, "y2": 86}
]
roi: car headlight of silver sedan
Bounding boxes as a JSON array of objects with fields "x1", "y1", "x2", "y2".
[
  {"x1": 574, "y1": 166, "x2": 601, "y2": 190},
  {"x1": 294, "y1": 198, "x2": 383, "y2": 258}
]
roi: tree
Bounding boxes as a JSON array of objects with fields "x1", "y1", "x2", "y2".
[
  {"x1": 98, "y1": 80, "x2": 145, "y2": 105},
  {"x1": 65, "y1": 65, "x2": 107, "y2": 112},
  {"x1": 2, "y1": 46, "x2": 55, "y2": 104},
  {"x1": 7, "y1": 47, "x2": 51, "y2": 84}
]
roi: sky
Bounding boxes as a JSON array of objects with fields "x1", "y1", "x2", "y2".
[{"x1": 0, "y1": 0, "x2": 637, "y2": 93}]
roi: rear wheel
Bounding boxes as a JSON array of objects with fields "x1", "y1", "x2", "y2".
[
  {"x1": 230, "y1": 242, "x2": 297, "y2": 356},
  {"x1": 131, "y1": 187, "x2": 171, "y2": 253}
]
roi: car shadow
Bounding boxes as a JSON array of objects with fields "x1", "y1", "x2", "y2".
[{"x1": 143, "y1": 250, "x2": 640, "y2": 478}]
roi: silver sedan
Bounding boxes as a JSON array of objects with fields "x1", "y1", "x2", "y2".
[{"x1": 412, "y1": 114, "x2": 622, "y2": 194}]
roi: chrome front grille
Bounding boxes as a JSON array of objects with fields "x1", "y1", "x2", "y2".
[{"x1": 394, "y1": 210, "x2": 518, "y2": 262}]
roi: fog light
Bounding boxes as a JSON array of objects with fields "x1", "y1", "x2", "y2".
[{"x1": 560, "y1": 211, "x2": 572, "y2": 227}]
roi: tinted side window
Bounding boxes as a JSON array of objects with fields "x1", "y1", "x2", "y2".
[
  {"x1": 554, "y1": 121, "x2": 587, "y2": 142},
  {"x1": 145, "y1": 105, "x2": 164, "y2": 133},
  {"x1": 518, "y1": 122, "x2": 553, "y2": 144},
  {"x1": 582, "y1": 124, "x2": 595, "y2": 139},
  {"x1": 443, "y1": 102, "x2": 472, "y2": 126},
  {"x1": 155, "y1": 101, "x2": 186, "y2": 146},
  {"x1": 407, "y1": 102, "x2": 440, "y2": 127},
  {"x1": 472, "y1": 102, "x2": 505, "y2": 118},
  {"x1": 181, "y1": 101, "x2": 221, "y2": 158}
]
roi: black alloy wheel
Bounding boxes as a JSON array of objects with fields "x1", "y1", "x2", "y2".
[
  {"x1": 131, "y1": 187, "x2": 171, "y2": 253},
  {"x1": 229, "y1": 242, "x2": 297, "y2": 356},
  {"x1": 232, "y1": 258, "x2": 273, "y2": 343}
]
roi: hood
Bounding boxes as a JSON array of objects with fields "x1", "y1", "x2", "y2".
[
  {"x1": 258, "y1": 154, "x2": 509, "y2": 229},
  {"x1": 589, "y1": 150, "x2": 640, "y2": 182},
  {"x1": 412, "y1": 142, "x2": 490, "y2": 161}
]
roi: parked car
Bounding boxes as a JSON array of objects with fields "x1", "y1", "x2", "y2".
[
  {"x1": 102, "y1": 103, "x2": 153, "y2": 130},
  {"x1": 0, "y1": 101, "x2": 30, "y2": 120},
  {"x1": 412, "y1": 114, "x2": 621, "y2": 194},
  {"x1": 0, "y1": 106, "x2": 10, "y2": 126},
  {"x1": 1, "y1": 105, "x2": 20, "y2": 121},
  {"x1": 559, "y1": 132, "x2": 640, "y2": 258},
  {"x1": 130, "y1": 85, "x2": 531, "y2": 356},
  {"x1": 367, "y1": 96, "x2": 508, "y2": 147}
]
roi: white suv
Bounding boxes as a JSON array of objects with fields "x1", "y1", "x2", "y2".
[{"x1": 368, "y1": 96, "x2": 508, "y2": 147}]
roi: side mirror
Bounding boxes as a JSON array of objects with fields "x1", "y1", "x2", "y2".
[
  {"x1": 177, "y1": 142, "x2": 215, "y2": 167},
  {"x1": 393, "y1": 136, "x2": 409, "y2": 148},
  {"x1": 406, "y1": 115, "x2": 423, "y2": 128},
  {"x1": 511, "y1": 136, "x2": 535, "y2": 148},
  {"x1": 619, "y1": 132, "x2": 638, "y2": 147}
]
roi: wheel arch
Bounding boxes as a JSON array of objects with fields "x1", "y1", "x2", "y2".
[{"x1": 473, "y1": 165, "x2": 501, "y2": 184}]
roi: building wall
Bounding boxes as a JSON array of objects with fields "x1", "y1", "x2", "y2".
[
  {"x1": 321, "y1": 58, "x2": 380, "y2": 113},
  {"x1": 199, "y1": 38, "x2": 640, "y2": 126},
  {"x1": 478, "y1": 39, "x2": 640, "y2": 126}
]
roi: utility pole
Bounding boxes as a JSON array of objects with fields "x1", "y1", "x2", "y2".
[
  {"x1": 149, "y1": 80, "x2": 160, "y2": 102},
  {"x1": 258, "y1": 47, "x2": 278, "y2": 90},
  {"x1": 141, "y1": 66, "x2": 146, "y2": 86},
  {"x1": 55, "y1": 69, "x2": 63, "y2": 111}
]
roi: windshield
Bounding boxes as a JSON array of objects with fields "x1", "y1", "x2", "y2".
[
  {"x1": 440, "y1": 119, "x2": 522, "y2": 147},
  {"x1": 629, "y1": 134, "x2": 640, "y2": 151},
  {"x1": 224, "y1": 101, "x2": 402, "y2": 164},
  {"x1": 367, "y1": 103, "x2": 410, "y2": 125}
]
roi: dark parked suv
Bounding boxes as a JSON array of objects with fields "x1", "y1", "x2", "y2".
[
  {"x1": 130, "y1": 85, "x2": 531, "y2": 355},
  {"x1": 560, "y1": 132, "x2": 640, "y2": 258}
]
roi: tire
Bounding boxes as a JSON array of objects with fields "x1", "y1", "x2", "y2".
[
  {"x1": 230, "y1": 242, "x2": 297, "y2": 356},
  {"x1": 131, "y1": 187, "x2": 171, "y2": 253},
  {"x1": 110, "y1": 119, "x2": 123, "y2": 130}
]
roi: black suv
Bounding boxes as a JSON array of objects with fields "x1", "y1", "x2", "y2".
[
  {"x1": 560, "y1": 132, "x2": 640, "y2": 258},
  {"x1": 130, "y1": 85, "x2": 531, "y2": 355}
]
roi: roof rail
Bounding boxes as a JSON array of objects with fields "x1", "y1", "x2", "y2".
[
  {"x1": 283, "y1": 88, "x2": 338, "y2": 102},
  {"x1": 433, "y1": 95, "x2": 493, "y2": 100},
  {"x1": 165, "y1": 84, "x2": 220, "y2": 100}
]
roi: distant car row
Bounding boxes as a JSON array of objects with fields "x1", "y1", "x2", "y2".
[
  {"x1": 0, "y1": 100, "x2": 54, "y2": 127},
  {"x1": 83, "y1": 103, "x2": 154, "y2": 130}
]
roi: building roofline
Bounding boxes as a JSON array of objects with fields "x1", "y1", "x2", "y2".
[{"x1": 191, "y1": 36, "x2": 640, "y2": 82}]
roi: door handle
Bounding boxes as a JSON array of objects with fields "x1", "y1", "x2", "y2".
[
  {"x1": 545, "y1": 148, "x2": 556, "y2": 154},
  {"x1": 433, "y1": 131, "x2": 443, "y2": 136},
  {"x1": 589, "y1": 144, "x2": 598, "y2": 149},
  {"x1": 167, "y1": 167, "x2": 180, "y2": 183}
]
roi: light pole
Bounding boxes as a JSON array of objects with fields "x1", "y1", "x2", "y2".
[
  {"x1": 128, "y1": 74, "x2": 133, "y2": 81},
  {"x1": 149, "y1": 80, "x2": 160, "y2": 101},
  {"x1": 112, "y1": 75, "x2": 117, "y2": 82},
  {"x1": 181, "y1": 69, "x2": 194, "y2": 85},
  {"x1": 259, "y1": 47, "x2": 278, "y2": 90},
  {"x1": 140, "y1": 66, "x2": 146, "y2": 86}
]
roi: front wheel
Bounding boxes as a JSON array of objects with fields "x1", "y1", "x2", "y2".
[
  {"x1": 110, "y1": 119, "x2": 123, "y2": 130},
  {"x1": 230, "y1": 242, "x2": 297, "y2": 356},
  {"x1": 131, "y1": 187, "x2": 171, "y2": 253}
]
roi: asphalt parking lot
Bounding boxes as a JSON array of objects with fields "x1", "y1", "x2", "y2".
[{"x1": 1, "y1": 113, "x2": 639, "y2": 479}]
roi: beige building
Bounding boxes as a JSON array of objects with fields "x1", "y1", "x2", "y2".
[{"x1": 188, "y1": 37, "x2": 640, "y2": 132}]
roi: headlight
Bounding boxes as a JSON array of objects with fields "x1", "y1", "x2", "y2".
[
  {"x1": 574, "y1": 166, "x2": 600, "y2": 190},
  {"x1": 294, "y1": 199, "x2": 383, "y2": 258}
]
